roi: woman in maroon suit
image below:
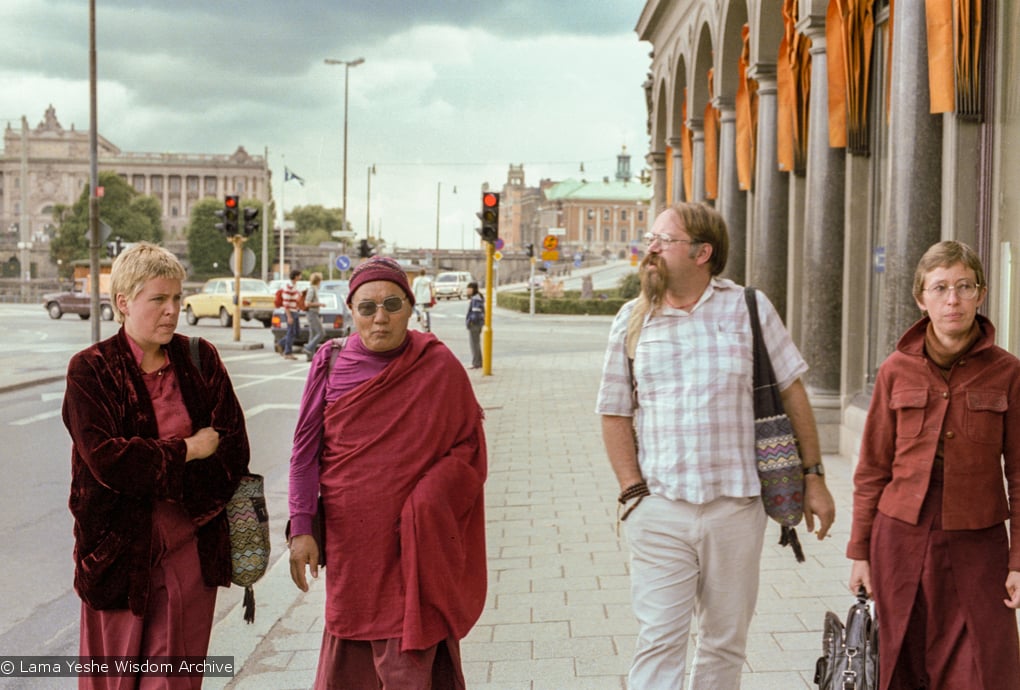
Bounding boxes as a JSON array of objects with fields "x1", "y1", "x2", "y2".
[
  {"x1": 64, "y1": 243, "x2": 250, "y2": 689},
  {"x1": 848, "y1": 241, "x2": 1020, "y2": 689}
]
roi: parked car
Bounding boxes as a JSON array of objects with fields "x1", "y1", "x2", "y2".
[
  {"x1": 183, "y1": 277, "x2": 276, "y2": 327},
  {"x1": 43, "y1": 280, "x2": 114, "y2": 321},
  {"x1": 433, "y1": 271, "x2": 474, "y2": 300},
  {"x1": 270, "y1": 289, "x2": 351, "y2": 348}
]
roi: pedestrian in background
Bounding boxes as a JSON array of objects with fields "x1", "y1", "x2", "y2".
[
  {"x1": 276, "y1": 269, "x2": 302, "y2": 360},
  {"x1": 412, "y1": 268, "x2": 434, "y2": 330},
  {"x1": 63, "y1": 242, "x2": 250, "y2": 689},
  {"x1": 304, "y1": 272, "x2": 325, "y2": 361},
  {"x1": 848, "y1": 240, "x2": 1020, "y2": 689},
  {"x1": 465, "y1": 281, "x2": 484, "y2": 369},
  {"x1": 596, "y1": 203, "x2": 835, "y2": 688},
  {"x1": 288, "y1": 256, "x2": 487, "y2": 689}
]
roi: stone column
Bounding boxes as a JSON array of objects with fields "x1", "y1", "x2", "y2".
[
  {"x1": 798, "y1": 19, "x2": 846, "y2": 397},
  {"x1": 716, "y1": 102, "x2": 747, "y2": 284},
  {"x1": 667, "y1": 136, "x2": 684, "y2": 204},
  {"x1": 881, "y1": 0, "x2": 942, "y2": 358},
  {"x1": 747, "y1": 65, "x2": 789, "y2": 317},
  {"x1": 690, "y1": 119, "x2": 706, "y2": 203},
  {"x1": 648, "y1": 150, "x2": 667, "y2": 219}
]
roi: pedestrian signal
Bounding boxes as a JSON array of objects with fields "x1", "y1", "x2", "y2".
[{"x1": 243, "y1": 206, "x2": 259, "y2": 236}]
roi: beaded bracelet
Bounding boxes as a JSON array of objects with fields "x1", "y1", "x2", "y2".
[{"x1": 617, "y1": 480, "x2": 651, "y2": 523}]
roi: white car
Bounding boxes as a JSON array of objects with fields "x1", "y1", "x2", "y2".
[{"x1": 433, "y1": 271, "x2": 474, "y2": 300}]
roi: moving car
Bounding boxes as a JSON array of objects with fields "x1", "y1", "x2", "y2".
[
  {"x1": 433, "y1": 271, "x2": 474, "y2": 300},
  {"x1": 42, "y1": 280, "x2": 114, "y2": 321},
  {"x1": 270, "y1": 288, "x2": 351, "y2": 348},
  {"x1": 183, "y1": 277, "x2": 276, "y2": 327}
]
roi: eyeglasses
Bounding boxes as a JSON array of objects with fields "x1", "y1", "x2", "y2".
[
  {"x1": 642, "y1": 232, "x2": 700, "y2": 249},
  {"x1": 355, "y1": 296, "x2": 407, "y2": 317},
  {"x1": 923, "y1": 281, "x2": 981, "y2": 301}
]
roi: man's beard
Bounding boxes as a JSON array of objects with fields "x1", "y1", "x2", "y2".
[{"x1": 640, "y1": 253, "x2": 668, "y2": 304}]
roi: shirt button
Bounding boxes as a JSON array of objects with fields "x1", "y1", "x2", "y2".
[
  {"x1": 942, "y1": 391, "x2": 949, "y2": 399},
  {"x1": 945, "y1": 431, "x2": 956, "y2": 440}
]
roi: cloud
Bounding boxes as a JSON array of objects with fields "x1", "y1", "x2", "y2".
[{"x1": 1, "y1": 0, "x2": 651, "y2": 253}]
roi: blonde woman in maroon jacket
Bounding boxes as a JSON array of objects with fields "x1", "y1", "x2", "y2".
[{"x1": 848, "y1": 241, "x2": 1020, "y2": 690}]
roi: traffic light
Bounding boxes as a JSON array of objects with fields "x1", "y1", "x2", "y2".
[
  {"x1": 477, "y1": 192, "x2": 499, "y2": 243},
  {"x1": 243, "y1": 206, "x2": 259, "y2": 236},
  {"x1": 106, "y1": 237, "x2": 123, "y2": 258},
  {"x1": 215, "y1": 195, "x2": 239, "y2": 236},
  {"x1": 525, "y1": 242, "x2": 535, "y2": 258},
  {"x1": 358, "y1": 239, "x2": 373, "y2": 258}
]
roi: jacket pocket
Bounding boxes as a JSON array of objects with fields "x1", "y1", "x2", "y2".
[
  {"x1": 889, "y1": 388, "x2": 927, "y2": 439},
  {"x1": 965, "y1": 390, "x2": 1007, "y2": 443}
]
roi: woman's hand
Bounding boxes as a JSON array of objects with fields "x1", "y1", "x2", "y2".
[
  {"x1": 849, "y1": 560, "x2": 872, "y2": 597},
  {"x1": 1004, "y1": 571, "x2": 1020, "y2": 609},
  {"x1": 289, "y1": 534, "x2": 321, "y2": 592},
  {"x1": 185, "y1": 427, "x2": 220, "y2": 462}
]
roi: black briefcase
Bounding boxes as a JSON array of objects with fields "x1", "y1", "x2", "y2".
[{"x1": 814, "y1": 587, "x2": 878, "y2": 690}]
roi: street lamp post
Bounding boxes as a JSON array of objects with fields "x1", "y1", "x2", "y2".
[
  {"x1": 366, "y1": 164, "x2": 376, "y2": 240},
  {"x1": 435, "y1": 182, "x2": 457, "y2": 250},
  {"x1": 324, "y1": 57, "x2": 365, "y2": 235}
]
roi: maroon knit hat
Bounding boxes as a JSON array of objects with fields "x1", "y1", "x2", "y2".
[{"x1": 347, "y1": 256, "x2": 415, "y2": 307}]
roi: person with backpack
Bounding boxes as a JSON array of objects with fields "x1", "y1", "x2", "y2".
[{"x1": 465, "y1": 282, "x2": 484, "y2": 369}]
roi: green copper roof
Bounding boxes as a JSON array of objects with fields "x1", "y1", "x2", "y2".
[{"x1": 544, "y1": 177, "x2": 652, "y2": 202}]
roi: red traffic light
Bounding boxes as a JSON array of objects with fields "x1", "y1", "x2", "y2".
[
  {"x1": 482, "y1": 192, "x2": 498, "y2": 208},
  {"x1": 225, "y1": 195, "x2": 238, "y2": 208}
]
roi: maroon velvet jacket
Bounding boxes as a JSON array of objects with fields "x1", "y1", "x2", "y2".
[{"x1": 63, "y1": 330, "x2": 250, "y2": 615}]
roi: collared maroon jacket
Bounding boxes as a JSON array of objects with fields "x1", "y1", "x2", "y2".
[
  {"x1": 848, "y1": 315, "x2": 1020, "y2": 570},
  {"x1": 63, "y1": 330, "x2": 250, "y2": 615}
]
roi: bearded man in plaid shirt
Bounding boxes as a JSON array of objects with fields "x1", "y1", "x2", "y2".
[{"x1": 596, "y1": 202, "x2": 836, "y2": 689}]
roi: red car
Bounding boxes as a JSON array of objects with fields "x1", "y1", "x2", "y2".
[{"x1": 43, "y1": 280, "x2": 114, "y2": 321}]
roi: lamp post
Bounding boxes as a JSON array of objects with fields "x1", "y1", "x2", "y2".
[
  {"x1": 434, "y1": 182, "x2": 457, "y2": 250},
  {"x1": 324, "y1": 57, "x2": 365, "y2": 234},
  {"x1": 366, "y1": 164, "x2": 376, "y2": 240}
]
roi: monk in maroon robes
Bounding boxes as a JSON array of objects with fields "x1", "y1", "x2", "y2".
[{"x1": 288, "y1": 256, "x2": 487, "y2": 689}]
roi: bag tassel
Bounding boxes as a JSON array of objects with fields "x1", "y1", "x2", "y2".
[
  {"x1": 243, "y1": 586, "x2": 256, "y2": 624},
  {"x1": 780, "y1": 526, "x2": 806, "y2": 563}
]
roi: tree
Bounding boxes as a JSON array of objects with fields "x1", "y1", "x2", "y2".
[
  {"x1": 49, "y1": 171, "x2": 164, "y2": 276},
  {"x1": 288, "y1": 204, "x2": 346, "y2": 245},
  {"x1": 186, "y1": 197, "x2": 274, "y2": 279}
]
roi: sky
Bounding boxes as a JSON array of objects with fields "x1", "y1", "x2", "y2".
[{"x1": 1, "y1": 0, "x2": 653, "y2": 251}]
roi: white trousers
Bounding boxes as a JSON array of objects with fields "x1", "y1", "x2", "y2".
[{"x1": 623, "y1": 494, "x2": 767, "y2": 690}]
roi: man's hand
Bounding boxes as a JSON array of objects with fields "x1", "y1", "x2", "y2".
[
  {"x1": 803, "y1": 474, "x2": 835, "y2": 540},
  {"x1": 289, "y1": 534, "x2": 320, "y2": 592}
]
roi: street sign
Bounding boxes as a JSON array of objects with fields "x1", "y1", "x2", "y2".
[
  {"x1": 494, "y1": 238, "x2": 505, "y2": 251},
  {"x1": 493, "y1": 251, "x2": 503, "y2": 262},
  {"x1": 234, "y1": 246, "x2": 256, "y2": 276},
  {"x1": 548, "y1": 227, "x2": 566, "y2": 236},
  {"x1": 543, "y1": 235, "x2": 558, "y2": 251},
  {"x1": 541, "y1": 249, "x2": 559, "y2": 262},
  {"x1": 336, "y1": 255, "x2": 351, "y2": 271}
]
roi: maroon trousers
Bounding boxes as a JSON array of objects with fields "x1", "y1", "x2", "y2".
[{"x1": 313, "y1": 632, "x2": 465, "y2": 690}]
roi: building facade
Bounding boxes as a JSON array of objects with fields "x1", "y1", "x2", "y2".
[
  {"x1": 496, "y1": 148, "x2": 653, "y2": 261},
  {"x1": 635, "y1": 0, "x2": 1020, "y2": 458},
  {"x1": 1, "y1": 106, "x2": 269, "y2": 279}
]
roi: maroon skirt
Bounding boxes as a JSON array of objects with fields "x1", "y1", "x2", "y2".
[{"x1": 870, "y1": 474, "x2": 1020, "y2": 690}]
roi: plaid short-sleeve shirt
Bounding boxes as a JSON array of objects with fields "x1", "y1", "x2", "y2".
[{"x1": 595, "y1": 278, "x2": 808, "y2": 504}]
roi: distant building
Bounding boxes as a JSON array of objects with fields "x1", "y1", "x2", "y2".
[
  {"x1": 495, "y1": 147, "x2": 652, "y2": 259},
  {"x1": 0, "y1": 105, "x2": 269, "y2": 278}
]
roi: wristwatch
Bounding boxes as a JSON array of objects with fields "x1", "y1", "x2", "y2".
[{"x1": 803, "y1": 463, "x2": 825, "y2": 477}]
